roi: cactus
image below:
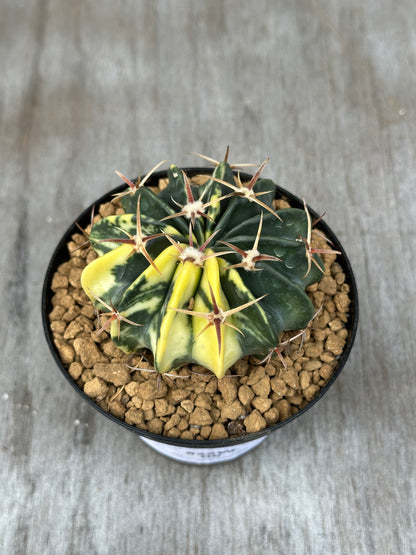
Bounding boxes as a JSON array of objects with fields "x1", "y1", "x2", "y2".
[{"x1": 81, "y1": 152, "x2": 339, "y2": 378}]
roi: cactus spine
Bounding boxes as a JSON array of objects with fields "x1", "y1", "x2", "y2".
[{"x1": 81, "y1": 154, "x2": 337, "y2": 378}]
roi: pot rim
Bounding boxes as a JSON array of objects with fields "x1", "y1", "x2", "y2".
[{"x1": 42, "y1": 167, "x2": 359, "y2": 448}]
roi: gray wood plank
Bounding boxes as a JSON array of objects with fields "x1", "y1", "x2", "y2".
[{"x1": 1, "y1": 1, "x2": 415, "y2": 554}]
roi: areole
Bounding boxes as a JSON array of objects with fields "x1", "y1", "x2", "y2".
[{"x1": 42, "y1": 167, "x2": 359, "y2": 465}]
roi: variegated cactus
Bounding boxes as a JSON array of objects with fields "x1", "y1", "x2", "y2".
[{"x1": 81, "y1": 152, "x2": 338, "y2": 378}]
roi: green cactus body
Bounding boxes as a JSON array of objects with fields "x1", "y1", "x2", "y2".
[{"x1": 81, "y1": 160, "x2": 326, "y2": 378}]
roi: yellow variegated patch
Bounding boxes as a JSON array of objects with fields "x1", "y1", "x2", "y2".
[
  {"x1": 81, "y1": 244, "x2": 134, "y2": 303},
  {"x1": 192, "y1": 256, "x2": 243, "y2": 378},
  {"x1": 111, "y1": 245, "x2": 180, "y2": 349},
  {"x1": 155, "y1": 261, "x2": 202, "y2": 372}
]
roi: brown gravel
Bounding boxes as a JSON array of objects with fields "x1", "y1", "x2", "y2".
[{"x1": 48, "y1": 184, "x2": 353, "y2": 440}]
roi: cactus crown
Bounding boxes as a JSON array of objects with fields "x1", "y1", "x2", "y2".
[{"x1": 81, "y1": 152, "x2": 338, "y2": 378}]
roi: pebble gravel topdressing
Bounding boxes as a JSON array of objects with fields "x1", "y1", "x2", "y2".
[{"x1": 48, "y1": 178, "x2": 352, "y2": 440}]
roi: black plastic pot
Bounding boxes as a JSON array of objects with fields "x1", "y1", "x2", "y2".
[{"x1": 42, "y1": 168, "x2": 359, "y2": 464}]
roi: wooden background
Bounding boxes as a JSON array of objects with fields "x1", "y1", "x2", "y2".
[{"x1": 1, "y1": 1, "x2": 415, "y2": 553}]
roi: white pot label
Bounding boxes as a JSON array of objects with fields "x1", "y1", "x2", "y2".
[{"x1": 140, "y1": 436, "x2": 267, "y2": 464}]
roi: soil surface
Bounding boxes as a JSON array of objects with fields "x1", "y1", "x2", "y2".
[{"x1": 48, "y1": 178, "x2": 352, "y2": 440}]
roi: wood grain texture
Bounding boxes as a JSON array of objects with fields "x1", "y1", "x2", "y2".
[{"x1": 1, "y1": 1, "x2": 415, "y2": 553}]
